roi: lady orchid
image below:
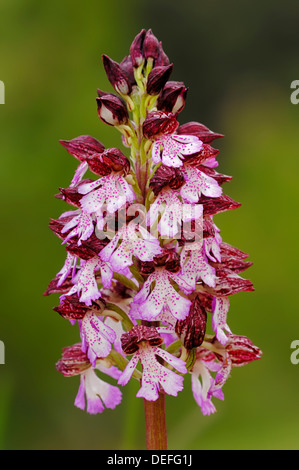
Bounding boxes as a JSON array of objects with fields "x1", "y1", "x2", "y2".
[{"x1": 45, "y1": 29, "x2": 262, "y2": 450}]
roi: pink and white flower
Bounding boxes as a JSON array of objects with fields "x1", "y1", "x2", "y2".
[
  {"x1": 180, "y1": 165, "x2": 222, "y2": 202},
  {"x1": 79, "y1": 173, "x2": 135, "y2": 215},
  {"x1": 100, "y1": 223, "x2": 162, "y2": 271},
  {"x1": 146, "y1": 188, "x2": 203, "y2": 238},
  {"x1": 62, "y1": 256, "x2": 113, "y2": 306},
  {"x1": 75, "y1": 363, "x2": 122, "y2": 414},
  {"x1": 119, "y1": 325, "x2": 187, "y2": 401},
  {"x1": 152, "y1": 134, "x2": 203, "y2": 168},
  {"x1": 131, "y1": 266, "x2": 193, "y2": 322}
]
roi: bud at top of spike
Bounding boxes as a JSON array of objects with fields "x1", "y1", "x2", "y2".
[
  {"x1": 121, "y1": 325, "x2": 163, "y2": 355},
  {"x1": 130, "y1": 29, "x2": 146, "y2": 67},
  {"x1": 120, "y1": 56, "x2": 136, "y2": 86},
  {"x1": 157, "y1": 81, "x2": 188, "y2": 114},
  {"x1": 96, "y1": 93, "x2": 129, "y2": 126},
  {"x1": 143, "y1": 111, "x2": 179, "y2": 139},
  {"x1": 102, "y1": 54, "x2": 132, "y2": 95},
  {"x1": 59, "y1": 135, "x2": 105, "y2": 162},
  {"x1": 143, "y1": 29, "x2": 162, "y2": 62},
  {"x1": 175, "y1": 296, "x2": 207, "y2": 350},
  {"x1": 146, "y1": 64, "x2": 173, "y2": 96}
]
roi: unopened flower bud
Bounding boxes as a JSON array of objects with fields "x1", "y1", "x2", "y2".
[
  {"x1": 102, "y1": 54, "x2": 132, "y2": 95},
  {"x1": 175, "y1": 296, "x2": 207, "y2": 350},
  {"x1": 143, "y1": 111, "x2": 179, "y2": 139},
  {"x1": 53, "y1": 294, "x2": 105, "y2": 321},
  {"x1": 120, "y1": 56, "x2": 136, "y2": 86},
  {"x1": 130, "y1": 29, "x2": 146, "y2": 67},
  {"x1": 100, "y1": 148, "x2": 130, "y2": 175},
  {"x1": 143, "y1": 29, "x2": 162, "y2": 62},
  {"x1": 96, "y1": 93, "x2": 129, "y2": 126},
  {"x1": 121, "y1": 325, "x2": 163, "y2": 355},
  {"x1": 157, "y1": 81, "x2": 188, "y2": 114},
  {"x1": 146, "y1": 64, "x2": 173, "y2": 96},
  {"x1": 59, "y1": 135, "x2": 105, "y2": 162},
  {"x1": 150, "y1": 164, "x2": 185, "y2": 195},
  {"x1": 56, "y1": 343, "x2": 91, "y2": 377}
]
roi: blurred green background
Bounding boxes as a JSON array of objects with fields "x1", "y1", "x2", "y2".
[{"x1": 0, "y1": 0, "x2": 299, "y2": 450}]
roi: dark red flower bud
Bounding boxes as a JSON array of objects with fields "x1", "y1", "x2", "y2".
[
  {"x1": 100, "y1": 148, "x2": 130, "y2": 175},
  {"x1": 211, "y1": 242, "x2": 253, "y2": 274},
  {"x1": 150, "y1": 164, "x2": 185, "y2": 196},
  {"x1": 157, "y1": 81, "x2": 188, "y2": 114},
  {"x1": 59, "y1": 135, "x2": 105, "y2": 162},
  {"x1": 212, "y1": 268, "x2": 254, "y2": 296},
  {"x1": 121, "y1": 325, "x2": 163, "y2": 355},
  {"x1": 96, "y1": 93, "x2": 129, "y2": 126},
  {"x1": 120, "y1": 56, "x2": 136, "y2": 86},
  {"x1": 143, "y1": 29, "x2": 162, "y2": 62},
  {"x1": 102, "y1": 54, "x2": 132, "y2": 95},
  {"x1": 154, "y1": 45, "x2": 170, "y2": 67},
  {"x1": 55, "y1": 179, "x2": 95, "y2": 207},
  {"x1": 66, "y1": 233, "x2": 109, "y2": 260},
  {"x1": 56, "y1": 343, "x2": 91, "y2": 377},
  {"x1": 143, "y1": 111, "x2": 179, "y2": 139},
  {"x1": 177, "y1": 122, "x2": 224, "y2": 143},
  {"x1": 53, "y1": 294, "x2": 105, "y2": 321},
  {"x1": 175, "y1": 296, "x2": 207, "y2": 350},
  {"x1": 225, "y1": 335, "x2": 262, "y2": 366},
  {"x1": 212, "y1": 335, "x2": 262, "y2": 367},
  {"x1": 146, "y1": 64, "x2": 173, "y2": 96},
  {"x1": 49, "y1": 215, "x2": 75, "y2": 240},
  {"x1": 130, "y1": 29, "x2": 146, "y2": 67},
  {"x1": 43, "y1": 274, "x2": 75, "y2": 296}
]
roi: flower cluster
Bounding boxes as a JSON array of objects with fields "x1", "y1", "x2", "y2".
[{"x1": 45, "y1": 29, "x2": 261, "y2": 416}]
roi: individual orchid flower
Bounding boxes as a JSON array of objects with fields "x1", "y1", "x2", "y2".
[
  {"x1": 62, "y1": 256, "x2": 113, "y2": 306},
  {"x1": 79, "y1": 173, "x2": 135, "y2": 215},
  {"x1": 118, "y1": 325, "x2": 187, "y2": 401},
  {"x1": 56, "y1": 343, "x2": 122, "y2": 414},
  {"x1": 100, "y1": 222, "x2": 162, "y2": 271},
  {"x1": 190, "y1": 349, "x2": 224, "y2": 416},
  {"x1": 131, "y1": 265, "x2": 193, "y2": 322},
  {"x1": 146, "y1": 187, "x2": 203, "y2": 238}
]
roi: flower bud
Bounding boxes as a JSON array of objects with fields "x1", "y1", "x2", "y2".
[
  {"x1": 157, "y1": 81, "x2": 188, "y2": 114},
  {"x1": 120, "y1": 55, "x2": 136, "y2": 86},
  {"x1": 102, "y1": 54, "x2": 132, "y2": 95},
  {"x1": 53, "y1": 294, "x2": 105, "y2": 321},
  {"x1": 56, "y1": 343, "x2": 91, "y2": 377},
  {"x1": 100, "y1": 148, "x2": 130, "y2": 175},
  {"x1": 130, "y1": 29, "x2": 146, "y2": 67},
  {"x1": 143, "y1": 29, "x2": 162, "y2": 62},
  {"x1": 66, "y1": 233, "x2": 109, "y2": 260},
  {"x1": 177, "y1": 122, "x2": 224, "y2": 144},
  {"x1": 121, "y1": 325, "x2": 163, "y2": 355},
  {"x1": 212, "y1": 334, "x2": 262, "y2": 367},
  {"x1": 175, "y1": 296, "x2": 207, "y2": 350},
  {"x1": 59, "y1": 135, "x2": 105, "y2": 162},
  {"x1": 146, "y1": 64, "x2": 173, "y2": 96},
  {"x1": 96, "y1": 93, "x2": 129, "y2": 126},
  {"x1": 150, "y1": 164, "x2": 185, "y2": 196},
  {"x1": 143, "y1": 111, "x2": 179, "y2": 139}
]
